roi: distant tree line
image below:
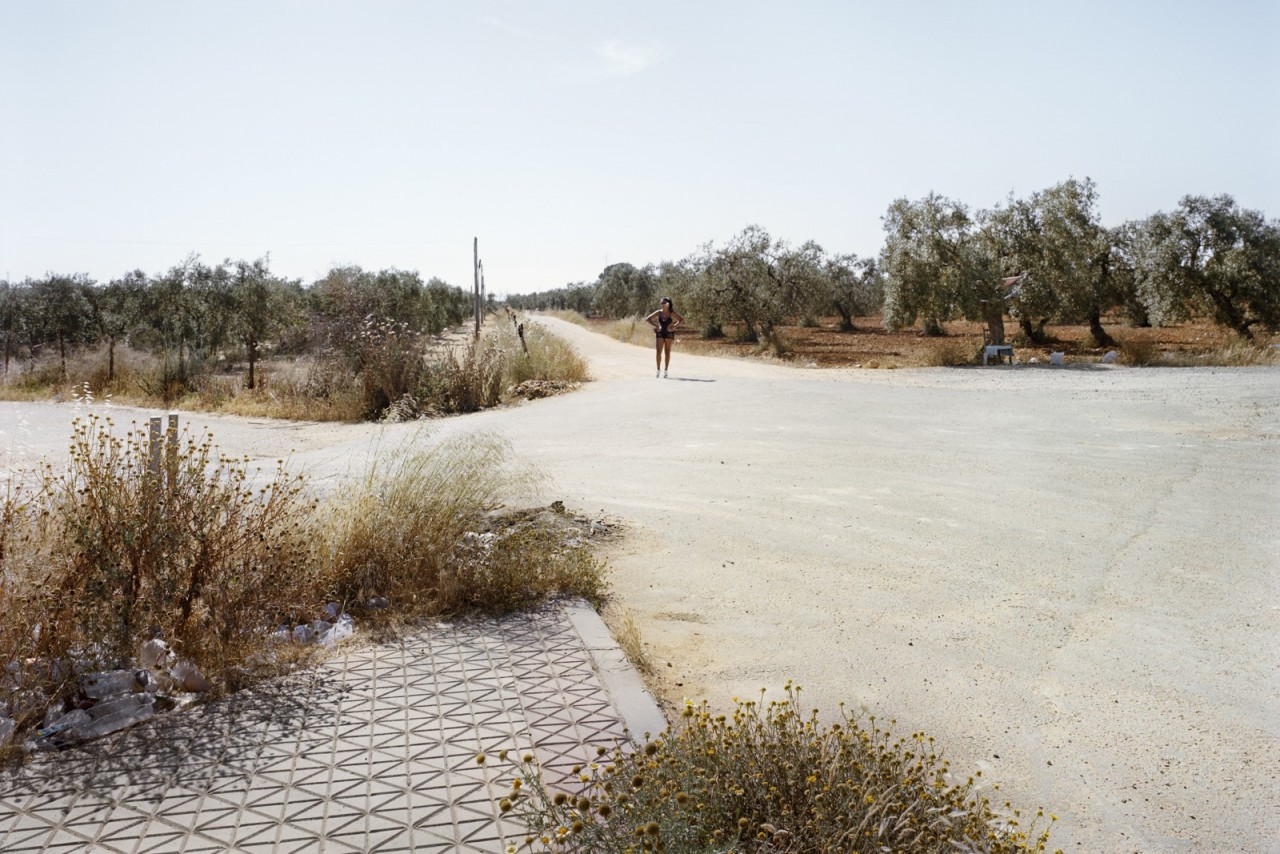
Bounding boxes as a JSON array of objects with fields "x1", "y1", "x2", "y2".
[
  {"x1": 0, "y1": 256, "x2": 471, "y2": 390},
  {"x1": 506, "y1": 182, "x2": 1279, "y2": 352}
]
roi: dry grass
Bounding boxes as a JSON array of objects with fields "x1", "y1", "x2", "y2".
[
  {"x1": 1118, "y1": 336, "x2": 1278, "y2": 367},
  {"x1": 600, "y1": 602, "x2": 653, "y2": 676},
  {"x1": 923, "y1": 339, "x2": 980, "y2": 367},
  {"x1": 321, "y1": 431, "x2": 535, "y2": 609},
  {"x1": 1, "y1": 421, "x2": 609, "y2": 743},
  {"x1": 0, "y1": 320, "x2": 592, "y2": 424},
  {"x1": 503, "y1": 322, "x2": 590, "y2": 387},
  {"x1": 491, "y1": 684, "x2": 1056, "y2": 853}
]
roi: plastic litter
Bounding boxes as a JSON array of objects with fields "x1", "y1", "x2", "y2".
[
  {"x1": 37, "y1": 709, "x2": 90, "y2": 738},
  {"x1": 138, "y1": 638, "x2": 174, "y2": 670},
  {"x1": 170, "y1": 660, "x2": 211, "y2": 693},
  {"x1": 318, "y1": 613, "x2": 355, "y2": 647},
  {"x1": 1049, "y1": 351, "x2": 1065, "y2": 366},
  {"x1": 82, "y1": 670, "x2": 139, "y2": 699},
  {"x1": 68, "y1": 695, "x2": 154, "y2": 740},
  {"x1": 1102, "y1": 350, "x2": 1118, "y2": 363},
  {"x1": 88, "y1": 693, "x2": 150, "y2": 720},
  {"x1": 136, "y1": 669, "x2": 160, "y2": 694},
  {"x1": 0, "y1": 715, "x2": 15, "y2": 748}
]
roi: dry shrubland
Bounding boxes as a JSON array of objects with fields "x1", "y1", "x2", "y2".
[{"x1": 0, "y1": 417, "x2": 605, "y2": 738}]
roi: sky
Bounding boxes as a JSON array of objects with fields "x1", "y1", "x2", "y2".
[{"x1": 2, "y1": 1, "x2": 1277, "y2": 296}]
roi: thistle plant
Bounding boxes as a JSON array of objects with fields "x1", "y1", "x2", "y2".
[
  {"x1": 0, "y1": 413, "x2": 324, "y2": 716},
  {"x1": 491, "y1": 684, "x2": 1058, "y2": 854}
]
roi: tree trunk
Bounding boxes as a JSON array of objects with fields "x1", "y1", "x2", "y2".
[
  {"x1": 835, "y1": 305, "x2": 854, "y2": 332},
  {"x1": 108, "y1": 336, "x2": 116, "y2": 382},
  {"x1": 1017, "y1": 314, "x2": 1049, "y2": 344},
  {"x1": 1087, "y1": 307, "x2": 1116, "y2": 348},
  {"x1": 982, "y1": 302, "x2": 1005, "y2": 345},
  {"x1": 59, "y1": 335, "x2": 67, "y2": 381},
  {"x1": 919, "y1": 317, "x2": 944, "y2": 337}
]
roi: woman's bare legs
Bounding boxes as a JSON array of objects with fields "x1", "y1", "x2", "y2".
[
  {"x1": 655, "y1": 336, "x2": 663, "y2": 373},
  {"x1": 662, "y1": 337, "x2": 674, "y2": 372}
]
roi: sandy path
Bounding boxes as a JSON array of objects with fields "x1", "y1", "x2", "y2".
[{"x1": 3, "y1": 317, "x2": 1278, "y2": 851}]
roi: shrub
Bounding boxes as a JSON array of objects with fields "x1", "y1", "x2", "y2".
[
  {"x1": 926, "y1": 340, "x2": 977, "y2": 367},
  {"x1": 0, "y1": 416, "x2": 325, "y2": 718},
  {"x1": 1118, "y1": 336, "x2": 1158, "y2": 366},
  {"x1": 354, "y1": 317, "x2": 429, "y2": 418},
  {"x1": 419, "y1": 340, "x2": 507, "y2": 414},
  {"x1": 497, "y1": 685, "x2": 1056, "y2": 854}
]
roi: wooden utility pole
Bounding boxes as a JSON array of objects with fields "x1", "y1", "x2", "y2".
[
  {"x1": 479, "y1": 261, "x2": 485, "y2": 327},
  {"x1": 473, "y1": 237, "x2": 480, "y2": 338}
]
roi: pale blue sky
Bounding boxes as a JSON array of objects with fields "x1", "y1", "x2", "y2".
[{"x1": 2, "y1": 1, "x2": 1277, "y2": 295}]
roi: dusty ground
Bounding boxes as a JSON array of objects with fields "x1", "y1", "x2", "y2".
[
  {"x1": 603, "y1": 314, "x2": 1280, "y2": 369},
  {"x1": 3, "y1": 317, "x2": 1278, "y2": 852}
]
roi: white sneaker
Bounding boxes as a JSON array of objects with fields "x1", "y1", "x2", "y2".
[
  {"x1": 655, "y1": 370, "x2": 660, "y2": 378},
  {"x1": 663, "y1": 370, "x2": 668, "y2": 378}
]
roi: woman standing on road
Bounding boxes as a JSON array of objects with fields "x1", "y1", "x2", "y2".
[{"x1": 645, "y1": 297, "x2": 684, "y2": 377}]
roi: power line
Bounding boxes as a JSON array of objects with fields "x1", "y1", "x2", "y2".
[{"x1": 10, "y1": 234, "x2": 471, "y2": 248}]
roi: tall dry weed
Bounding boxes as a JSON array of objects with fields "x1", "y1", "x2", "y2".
[
  {"x1": 321, "y1": 431, "x2": 542, "y2": 611},
  {"x1": 503, "y1": 323, "x2": 589, "y2": 388},
  {"x1": 0, "y1": 416, "x2": 325, "y2": 720}
]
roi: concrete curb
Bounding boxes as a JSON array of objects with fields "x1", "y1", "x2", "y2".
[{"x1": 561, "y1": 599, "x2": 669, "y2": 743}]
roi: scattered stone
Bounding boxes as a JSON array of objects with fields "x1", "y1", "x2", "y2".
[
  {"x1": 366, "y1": 596, "x2": 390, "y2": 610},
  {"x1": 1102, "y1": 350, "x2": 1119, "y2": 363},
  {"x1": 1050, "y1": 351, "x2": 1065, "y2": 366}
]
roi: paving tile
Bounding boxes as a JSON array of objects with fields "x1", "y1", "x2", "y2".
[{"x1": 0, "y1": 602, "x2": 661, "y2": 851}]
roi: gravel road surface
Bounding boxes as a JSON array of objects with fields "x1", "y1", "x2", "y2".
[{"x1": 4, "y1": 316, "x2": 1277, "y2": 852}]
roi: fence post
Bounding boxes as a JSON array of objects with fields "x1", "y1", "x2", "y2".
[
  {"x1": 148, "y1": 417, "x2": 162, "y2": 477},
  {"x1": 166, "y1": 414, "x2": 179, "y2": 488}
]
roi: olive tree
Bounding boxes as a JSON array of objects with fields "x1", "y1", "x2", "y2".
[
  {"x1": 1135, "y1": 195, "x2": 1280, "y2": 339},
  {"x1": 29, "y1": 274, "x2": 94, "y2": 379},
  {"x1": 593, "y1": 262, "x2": 656, "y2": 319},
  {"x1": 700, "y1": 225, "x2": 825, "y2": 352},
  {"x1": 230, "y1": 258, "x2": 305, "y2": 389},
  {"x1": 826, "y1": 254, "x2": 882, "y2": 331},
  {"x1": 880, "y1": 193, "x2": 980, "y2": 335},
  {"x1": 91, "y1": 271, "x2": 147, "y2": 382}
]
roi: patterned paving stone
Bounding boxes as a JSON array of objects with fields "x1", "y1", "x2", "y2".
[{"x1": 0, "y1": 602, "x2": 645, "y2": 852}]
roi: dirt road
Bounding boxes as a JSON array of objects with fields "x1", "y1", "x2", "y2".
[{"x1": 4, "y1": 317, "x2": 1278, "y2": 851}]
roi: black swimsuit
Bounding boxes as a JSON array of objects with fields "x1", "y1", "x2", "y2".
[{"x1": 656, "y1": 313, "x2": 674, "y2": 339}]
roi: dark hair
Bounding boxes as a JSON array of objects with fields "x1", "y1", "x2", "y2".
[{"x1": 660, "y1": 296, "x2": 673, "y2": 309}]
